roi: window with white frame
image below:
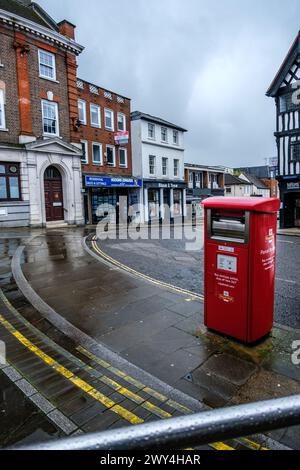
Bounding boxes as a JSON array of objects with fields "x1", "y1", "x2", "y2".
[
  {"x1": 119, "y1": 148, "x2": 127, "y2": 167},
  {"x1": 149, "y1": 155, "x2": 155, "y2": 175},
  {"x1": 104, "y1": 109, "x2": 114, "y2": 131},
  {"x1": 162, "y1": 157, "x2": 168, "y2": 176},
  {"x1": 173, "y1": 130, "x2": 179, "y2": 145},
  {"x1": 92, "y1": 143, "x2": 102, "y2": 165},
  {"x1": 174, "y1": 159, "x2": 179, "y2": 177},
  {"x1": 81, "y1": 140, "x2": 88, "y2": 164},
  {"x1": 117, "y1": 113, "x2": 126, "y2": 132},
  {"x1": 148, "y1": 123, "x2": 155, "y2": 139},
  {"x1": 42, "y1": 100, "x2": 59, "y2": 136},
  {"x1": 106, "y1": 145, "x2": 115, "y2": 166},
  {"x1": 38, "y1": 49, "x2": 56, "y2": 81},
  {"x1": 78, "y1": 100, "x2": 86, "y2": 124},
  {"x1": 0, "y1": 89, "x2": 5, "y2": 130},
  {"x1": 161, "y1": 127, "x2": 168, "y2": 142},
  {"x1": 90, "y1": 104, "x2": 101, "y2": 128}
]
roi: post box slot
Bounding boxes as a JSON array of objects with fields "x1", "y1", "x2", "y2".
[{"x1": 208, "y1": 209, "x2": 249, "y2": 243}]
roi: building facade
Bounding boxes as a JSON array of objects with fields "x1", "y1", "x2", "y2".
[
  {"x1": 131, "y1": 111, "x2": 187, "y2": 222},
  {"x1": 267, "y1": 31, "x2": 300, "y2": 228},
  {"x1": 0, "y1": 0, "x2": 84, "y2": 227},
  {"x1": 75, "y1": 80, "x2": 140, "y2": 224},
  {"x1": 225, "y1": 174, "x2": 253, "y2": 197},
  {"x1": 236, "y1": 165, "x2": 279, "y2": 198}
]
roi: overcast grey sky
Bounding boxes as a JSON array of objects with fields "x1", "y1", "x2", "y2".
[{"x1": 39, "y1": 0, "x2": 300, "y2": 167}]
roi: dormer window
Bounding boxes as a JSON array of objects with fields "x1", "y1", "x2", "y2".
[{"x1": 38, "y1": 49, "x2": 56, "y2": 81}]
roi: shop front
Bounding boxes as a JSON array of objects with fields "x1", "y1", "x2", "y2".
[
  {"x1": 143, "y1": 180, "x2": 187, "y2": 223},
  {"x1": 279, "y1": 177, "x2": 300, "y2": 228},
  {"x1": 83, "y1": 175, "x2": 142, "y2": 225}
]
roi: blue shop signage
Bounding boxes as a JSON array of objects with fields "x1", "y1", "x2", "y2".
[{"x1": 85, "y1": 176, "x2": 142, "y2": 188}]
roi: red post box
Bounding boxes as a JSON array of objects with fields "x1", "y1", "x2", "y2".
[{"x1": 202, "y1": 197, "x2": 280, "y2": 343}]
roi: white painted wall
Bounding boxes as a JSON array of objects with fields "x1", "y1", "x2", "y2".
[{"x1": 131, "y1": 118, "x2": 185, "y2": 181}]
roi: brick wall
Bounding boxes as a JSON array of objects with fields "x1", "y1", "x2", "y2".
[
  {"x1": 0, "y1": 26, "x2": 20, "y2": 143},
  {"x1": 28, "y1": 38, "x2": 71, "y2": 141},
  {"x1": 77, "y1": 82, "x2": 132, "y2": 176},
  {"x1": 0, "y1": 23, "x2": 75, "y2": 143}
]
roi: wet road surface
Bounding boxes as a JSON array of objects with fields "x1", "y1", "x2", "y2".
[{"x1": 99, "y1": 229, "x2": 300, "y2": 329}]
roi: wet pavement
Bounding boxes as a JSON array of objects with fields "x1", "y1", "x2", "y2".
[{"x1": 0, "y1": 226, "x2": 300, "y2": 449}]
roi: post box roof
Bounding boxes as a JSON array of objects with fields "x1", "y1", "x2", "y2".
[{"x1": 201, "y1": 197, "x2": 280, "y2": 213}]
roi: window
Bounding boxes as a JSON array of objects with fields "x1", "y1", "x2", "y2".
[
  {"x1": 42, "y1": 100, "x2": 59, "y2": 136},
  {"x1": 38, "y1": 49, "x2": 56, "y2": 81},
  {"x1": 149, "y1": 155, "x2": 155, "y2": 175},
  {"x1": 78, "y1": 100, "x2": 86, "y2": 125},
  {"x1": 161, "y1": 127, "x2": 168, "y2": 142},
  {"x1": 106, "y1": 145, "x2": 115, "y2": 166},
  {"x1": 174, "y1": 159, "x2": 179, "y2": 177},
  {"x1": 173, "y1": 130, "x2": 179, "y2": 145},
  {"x1": 148, "y1": 123, "x2": 155, "y2": 139},
  {"x1": 104, "y1": 109, "x2": 114, "y2": 131},
  {"x1": 0, "y1": 89, "x2": 5, "y2": 130},
  {"x1": 119, "y1": 148, "x2": 127, "y2": 167},
  {"x1": 90, "y1": 104, "x2": 101, "y2": 128},
  {"x1": 81, "y1": 140, "x2": 88, "y2": 164},
  {"x1": 117, "y1": 113, "x2": 126, "y2": 131},
  {"x1": 0, "y1": 163, "x2": 21, "y2": 201},
  {"x1": 291, "y1": 142, "x2": 300, "y2": 161},
  {"x1": 92, "y1": 143, "x2": 102, "y2": 165},
  {"x1": 162, "y1": 157, "x2": 168, "y2": 176}
]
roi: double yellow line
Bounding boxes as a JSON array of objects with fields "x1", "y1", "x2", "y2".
[{"x1": 91, "y1": 237, "x2": 204, "y2": 301}]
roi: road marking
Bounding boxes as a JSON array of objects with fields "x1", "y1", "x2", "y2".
[
  {"x1": 210, "y1": 442, "x2": 235, "y2": 450},
  {"x1": 91, "y1": 238, "x2": 204, "y2": 301},
  {"x1": 276, "y1": 277, "x2": 297, "y2": 285},
  {"x1": 77, "y1": 345, "x2": 191, "y2": 414},
  {"x1": 0, "y1": 314, "x2": 143, "y2": 425}
]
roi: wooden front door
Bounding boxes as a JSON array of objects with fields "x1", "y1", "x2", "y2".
[{"x1": 44, "y1": 166, "x2": 64, "y2": 222}]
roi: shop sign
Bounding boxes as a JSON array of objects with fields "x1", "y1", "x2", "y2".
[
  {"x1": 287, "y1": 182, "x2": 300, "y2": 190},
  {"x1": 85, "y1": 176, "x2": 142, "y2": 188}
]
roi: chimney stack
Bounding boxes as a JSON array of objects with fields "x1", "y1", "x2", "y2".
[{"x1": 58, "y1": 20, "x2": 76, "y2": 40}]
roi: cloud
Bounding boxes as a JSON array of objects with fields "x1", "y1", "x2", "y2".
[{"x1": 38, "y1": 0, "x2": 300, "y2": 167}]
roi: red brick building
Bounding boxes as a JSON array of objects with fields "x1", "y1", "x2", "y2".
[
  {"x1": 0, "y1": 0, "x2": 84, "y2": 227},
  {"x1": 75, "y1": 79, "x2": 140, "y2": 224}
]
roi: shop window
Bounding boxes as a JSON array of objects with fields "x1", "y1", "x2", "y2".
[
  {"x1": 173, "y1": 189, "x2": 182, "y2": 216},
  {"x1": 148, "y1": 189, "x2": 159, "y2": 219},
  {"x1": 0, "y1": 163, "x2": 21, "y2": 201}
]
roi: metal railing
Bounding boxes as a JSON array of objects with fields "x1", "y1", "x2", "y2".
[{"x1": 18, "y1": 394, "x2": 300, "y2": 450}]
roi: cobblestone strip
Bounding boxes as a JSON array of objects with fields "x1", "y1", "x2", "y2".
[{"x1": 1, "y1": 362, "x2": 78, "y2": 436}]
